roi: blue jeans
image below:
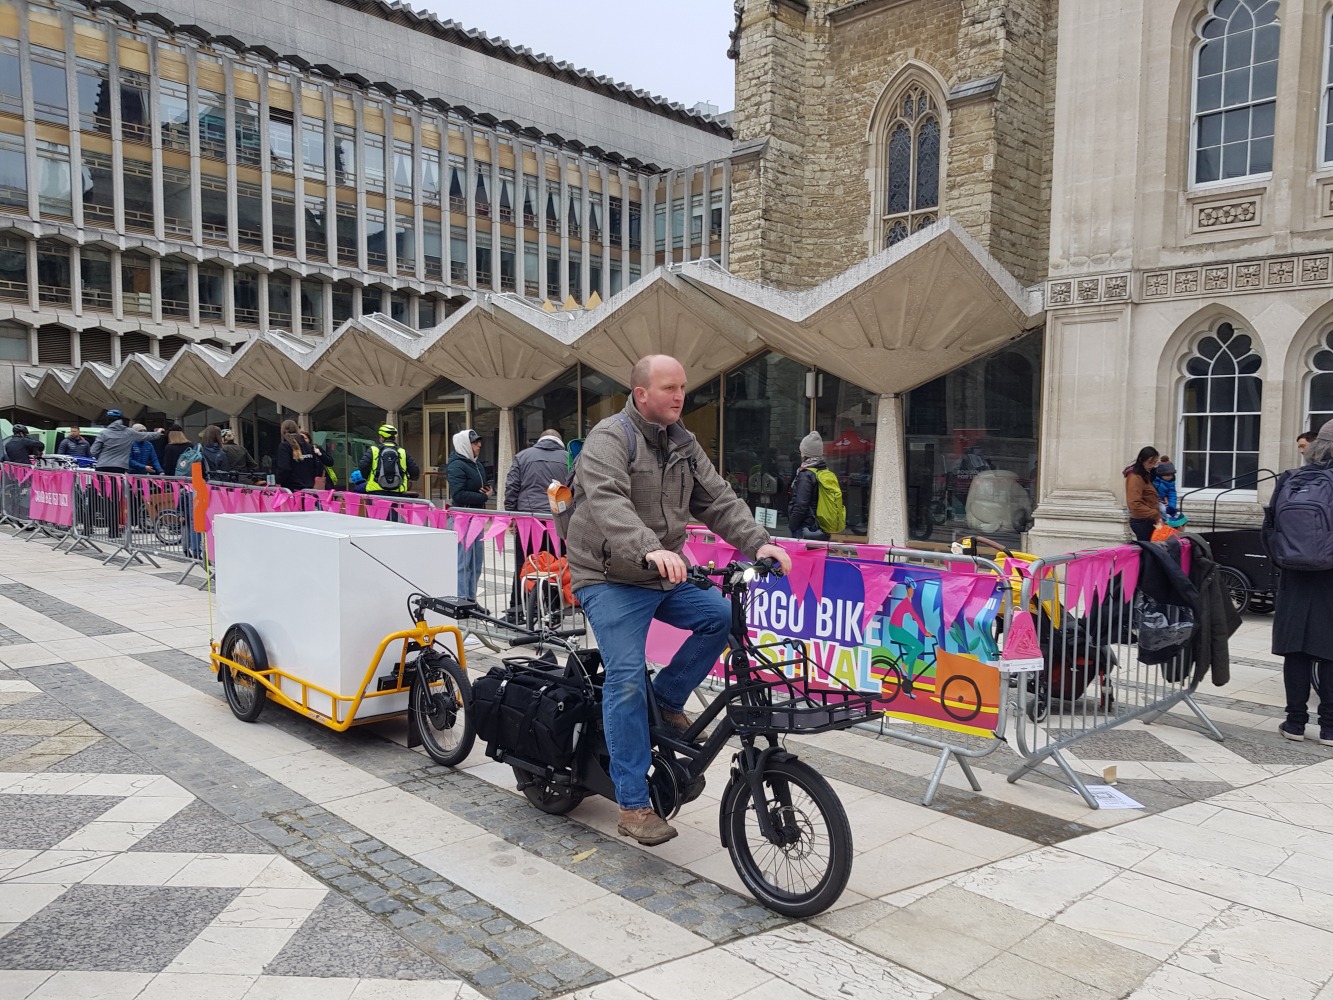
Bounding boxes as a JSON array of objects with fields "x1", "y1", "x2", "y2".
[
  {"x1": 576, "y1": 581, "x2": 731, "y2": 809},
  {"x1": 458, "y1": 538, "x2": 485, "y2": 602}
]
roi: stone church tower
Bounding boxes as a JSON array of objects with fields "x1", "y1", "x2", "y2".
[{"x1": 728, "y1": 0, "x2": 1058, "y2": 292}]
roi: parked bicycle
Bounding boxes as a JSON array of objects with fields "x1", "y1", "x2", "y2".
[{"x1": 431, "y1": 558, "x2": 881, "y2": 917}]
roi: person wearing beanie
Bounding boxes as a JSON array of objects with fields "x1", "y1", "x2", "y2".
[
  {"x1": 1272, "y1": 419, "x2": 1333, "y2": 746},
  {"x1": 1152, "y1": 456, "x2": 1180, "y2": 521},
  {"x1": 788, "y1": 431, "x2": 833, "y2": 540}
]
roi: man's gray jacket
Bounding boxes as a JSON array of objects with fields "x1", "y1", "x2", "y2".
[
  {"x1": 565, "y1": 400, "x2": 770, "y2": 592},
  {"x1": 90, "y1": 421, "x2": 161, "y2": 470},
  {"x1": 505, "y1": 436, "x2": 568, "y2": 513}
]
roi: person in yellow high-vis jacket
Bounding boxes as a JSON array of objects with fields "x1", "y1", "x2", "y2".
[{"x1": 358, "y1": 424, "x2": 421, "y2": 494}]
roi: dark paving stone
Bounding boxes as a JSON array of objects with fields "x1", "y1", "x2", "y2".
[
  {"x1": 0, "y1": 733, "x2": 43, "y2": 758},
  {"x1": 0, "y1": 583, "x2": 127, "y2": 637},
  {"x1": 130, "y1": 799, "x2": 270, "y2": 854},
  {"x1": 0, "y1": 693, "x2": 82, "y2": 720},
  {"x1": 0, "y1": 884, "x2": 240, "y2": 971},
  {"x1": 0, "y1": 623, "x2": 27, "y2": 645},
  {"x1": 264, "y1": 892, "x2": 449, "y2": 980},
  {"x1": 47, "y1": 738, "x2": 156, "y2": 773},
  {"x1": 1058, "y1": 728, "x2": 1192, "y2": 763},
  {"x1": 0, "y1": 793, "x2": 122, "y2": 850},
  {"x1": 1206, "y1": 731, "x2": 1328, "y2": 766}
]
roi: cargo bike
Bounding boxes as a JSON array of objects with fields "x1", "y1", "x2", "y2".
[
  {"x1": 209, "y1": 595, "x2": 477, "y2": 768},
  {"x1": 430, "y1": 558, "x2": 882, "y2": 917},
  {"x1": 1179, "y1": 470, "x2": 1282, "y2": 616}
]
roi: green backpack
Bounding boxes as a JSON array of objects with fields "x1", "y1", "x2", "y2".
[{"x1": 812, "y1": 467, "x2": 846, "y2": 534}]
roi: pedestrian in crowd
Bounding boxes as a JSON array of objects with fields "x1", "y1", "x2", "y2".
[
  {"x1": 787, "y1": 430, "x2": 836, "y2": 540},
  {"x1": 566, "y1": 354, "x2": 791, "y2": 846},
  {"x1": 1123, "y1": 445, "x2": 1160, "y2": 542},
  {"x1": 56, "y1": 426, "x2": 91, "y2": 459},
  {"x1": 1273, "y1": 421, "x2": 1333, "y2": 747},
  {"x1": 91, "y1": 410, "x2": 162, "y2": 474},
  {"x1": 162, "y1": 424, "x2": 191, "y2": 476},
  {"x1": 360, "y1": 423, "x2": 420, "y2": 495},
  {"x1": 128, "y1": 424, "x2": 163, "y2": 475},
  {"x1": 447, "y1": 428, "x2": 491, "y2": 611},
  {"x1": 273, "y1": 419, "x2": 326, "y2": 491},
  {"x1": 503, "y1": 428, "x2": 568, "y2": 620},
  {"x1": 220, "y1": 428, "x2": 259, "y2": 481},
  {"x1": 3, "y1": 424, "x2": 43, "y2": 464},
  {"x1": 91, "y1": 410, "x2": 163, "y2": 538},
  {"x1": 196, "y1": 425, "x2": 231, "y2": 479},
  {"x1": 1298, "y1": 431, "x2": 1313, "y2": 460}
]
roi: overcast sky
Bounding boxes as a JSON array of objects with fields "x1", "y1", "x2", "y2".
[{"x1": 415, "y1": 0, "x2": 737, "y2": 111}]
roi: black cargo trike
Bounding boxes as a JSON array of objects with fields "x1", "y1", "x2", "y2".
[{"x1": 419, "y1": 558, "x2": 880, "y2": 917}]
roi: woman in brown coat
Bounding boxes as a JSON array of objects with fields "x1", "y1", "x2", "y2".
[{"x1": 1124, "y1": 445, "x2": 1160, "y2": 541}]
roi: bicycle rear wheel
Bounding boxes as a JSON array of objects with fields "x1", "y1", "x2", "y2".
[
  {"x1": 410, "y1": 649, "x2": 475, "y2": 767},
  {"x1": 721, "y1": 757, "x2": 852, "y2": 917}
]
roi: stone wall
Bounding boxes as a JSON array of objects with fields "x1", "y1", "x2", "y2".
[{"x1": 730, "y1": 0, "x2": 1056, "y2": 289}]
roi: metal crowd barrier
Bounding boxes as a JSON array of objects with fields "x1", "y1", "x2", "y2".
[
  {"x1": 682, "y1": 530, "x2": 1014, "y2": 806},
  {"x1": 1006, "y1": 545, "x2": 1224, "y2": 808}
]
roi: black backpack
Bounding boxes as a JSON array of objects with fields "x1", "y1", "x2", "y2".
[
  {"x1": 375, "y1": 443, "x2": 404, "y2": 491},
  {"x1": 1262, "y1": 465, "x2": 1333, "y2": 571}
]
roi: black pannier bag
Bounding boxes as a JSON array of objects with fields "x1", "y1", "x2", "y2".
[{"x1": 472, "y1": 654, "x2": 598, "y2": 768}]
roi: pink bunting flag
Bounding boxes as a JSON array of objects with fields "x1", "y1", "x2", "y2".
[
  {"x1": 858, "y1": 562, "x2": 901, "y2": 632},
  {"x1": 516, "y1": 516, "x2": 537, "y2": 553},
  {"x1": 1000, "y1": 610, "x2": 1045, "y2": 673},
  {"x1": 485, "y1": 515, "x2": 511, "y2": 551},
  {"x1": 779, "y1": 541, "x2": 813, "y2": 600},
  {"x1": 939, "y1": 573, "x2": 985, "y2": 630},
  {"x1": 1115, "y1": 546, "x2": 1141, "y2": 602},
  {"x1": 461, "y1": 514, "x2": 487, "y2": 549}
]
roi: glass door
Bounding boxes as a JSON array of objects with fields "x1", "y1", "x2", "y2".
[{"x1": 423, "y1": 403, "x2": 469, "y2": 502}]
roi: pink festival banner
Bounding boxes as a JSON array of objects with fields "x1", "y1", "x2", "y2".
[{"x1": 28, "y1": 468, "x2": 75, "y2": 526}]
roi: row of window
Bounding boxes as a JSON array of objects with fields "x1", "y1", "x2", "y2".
[
  {"x1": 0, "y1": 2, "x2": 729, "y2": 297},
  {"x1": 0, "y1": 237, "x2": 450, "y2": 337}
]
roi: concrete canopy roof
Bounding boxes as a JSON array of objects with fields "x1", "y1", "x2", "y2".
[
  {"x1": 34, "y1": 219, "x2": 1044, "y2": 415},
  {"x1": 676, "y1": 219, "x2": 1044, "y2": 394}
]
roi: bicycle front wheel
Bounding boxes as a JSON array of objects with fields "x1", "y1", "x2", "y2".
[
  {"x1": 410, "y1": 650, "x2": 475, "y2": 767},
  {"x1": 721, "y1": 757, "x2": 852, "y2": 917}
]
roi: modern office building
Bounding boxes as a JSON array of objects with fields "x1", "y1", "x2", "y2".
[{"x1": 9, "y1": 0, "x2": 1323, "y2": 550}]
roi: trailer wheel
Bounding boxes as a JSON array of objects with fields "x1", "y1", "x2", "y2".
[{"x1": 1216, "y1": 566, "x2": 1250, "y2": 616}]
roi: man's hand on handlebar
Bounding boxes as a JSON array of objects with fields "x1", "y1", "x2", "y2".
[
  {"x1": 756, "y1": 543, "x2": 792, "y2": 577},
  {"x1": 644, "y1": 549, "x2": 689, "y2": 585}
]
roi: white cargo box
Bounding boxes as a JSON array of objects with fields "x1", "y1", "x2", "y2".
[{"x1": 214, "y1": 511, "x2": 457, "y2": 721}]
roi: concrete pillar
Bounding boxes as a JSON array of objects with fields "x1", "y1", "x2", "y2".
[
  {"x1": 496, "y1": 406, "x2": 514, "y2": 512},
  {"x1": 867, "y1": 393, "x2": 907, "y2": 545},
  {"x1": 229, "y1": 414, "x2": 242, "y2": 436},
  {"x1": 297, "y1": 411, "x2": 310, "y2": 433},
  {"x1": 385, "y1": 409, "x2": 397, "y2": 428}
]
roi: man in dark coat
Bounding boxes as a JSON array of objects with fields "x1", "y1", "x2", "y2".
[
  {"x1": 1271, "y1": 422, "x2": 1333, "y2": 745},
  {"x1": 503, "y1": 429, "x2": 568, "y2": 621}
]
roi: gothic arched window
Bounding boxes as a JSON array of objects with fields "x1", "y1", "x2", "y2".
[
  {"x1": 1191, "y1": 0, "x2": 1280, "y2": 186},
  {"x1": 881, "y1": 84, "x2": 941, "y2": 248},
  {"x1": 1305, "y1": 328, "x2": 1333, "y2": 435},
  {"x1": 1179, "y1": 322, "x2": 1263, "y2": 489}
]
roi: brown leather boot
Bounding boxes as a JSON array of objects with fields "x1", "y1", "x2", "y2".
[
  {"x1": 660, "y1": 709, "x2": 694, "y2": 736},
  {"x1": 617, "y1": 807, "x2": 677, "y2": 846}
]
